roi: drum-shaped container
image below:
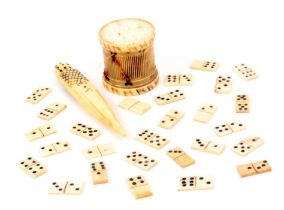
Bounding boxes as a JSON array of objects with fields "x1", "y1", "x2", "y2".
[{"x1": 99, "y1": 18, "x2": 159, "y2": 96}]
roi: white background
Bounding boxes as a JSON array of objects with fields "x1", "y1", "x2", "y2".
[{"x1": 1, "y1": 0, "x2": 284, "y2": 209}]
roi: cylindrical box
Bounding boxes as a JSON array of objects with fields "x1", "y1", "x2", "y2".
[{"x1": 99, "y1": 18, "x2": 159, "y2": 96}]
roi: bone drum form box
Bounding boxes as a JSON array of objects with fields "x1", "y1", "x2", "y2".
[{"x1": 99, "y1": 18, "x2": 159, "y2": 96}]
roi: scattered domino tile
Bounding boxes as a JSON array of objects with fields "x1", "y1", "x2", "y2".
[
  {"x1": 82, "y1": 143, "x2": 115, "y2": 160},
  {"x1": 49, "y1": 181, "x2": 85, "y2": 195},
  {"x1": 25, "y1": 124, "x2": 57, "y2": 141},
  {"x1": 125, "y1": 151, "x2": 157, "y2": 171},
  {"x1": 237, "y1": 160, "x2": 272, "y2": 178},
  {"x1": 233, "y1": 64, "x2": 258, "y2": 81},
  {"x1": 232, "y1": 136, "x2": 264, "y2": 156},
  {"x1": 154, "y1": 89, "x2": 185, "y2": 105},
  {"x1": 39, "y1": 141, "x2": 71, "y2": 157},
  {"x1": 167, "y1": 147, "x2": 195, "y2": 168},
  {"x1": 91, "y1": 161, "x2": 108, "y2": 184},
  {"x1": 193, "y1": 104, "x2": 217, "y2": 123},
  {"x1": 70, "y1": 123, "x2": 101, "y2": 140},
  {"x1": 190, "y1": 60, "x2": 219, "y2": 72},
  {"x1": 235, "y1": 94, "x2": 250, "y2": 113},
  {"x1": 214, "y1": 122, "x2": 245, "y2": 137},
  {"x1": 119, "y1": 98, "x2": 151, "y2": 115},
  {"x1": 25, "y1": 87, "x2": 52, "y2": 104},
  {"x1": 158, "y1": 109, "x2": 185, "y2": 129},
  {"x1": 214, "y1": 76, "x2": 233, "y2": 94},
  {"x1": 191, "y1": 138, "x2": 226, "y2": 155},
  {"x1": 135, "y1": 129, "x2": 170, "y2": 149},
  {"x1": 178, "y1": 176, "x2": 214, "y2": 191},
  {"x1": 38, "y1": 103, "x2": 67, "y2": 120},
  {"x1": 164, "y1": 74, "x2": 194, "y2": 86},
  {"x1": 19, "y1": 157, "x2": 47, "y2": 178},
  {"x1": 127, "y1": 175, "x2": 153, "y2": 199}
]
